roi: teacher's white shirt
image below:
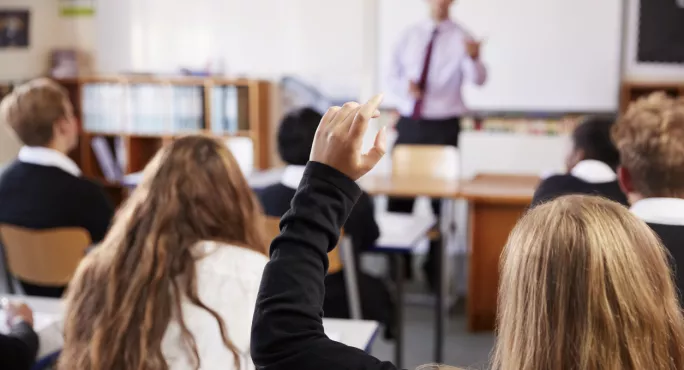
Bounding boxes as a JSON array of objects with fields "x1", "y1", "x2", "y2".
[{"x1": 388, "y1": 19, "x2": 487, "y2": 119}]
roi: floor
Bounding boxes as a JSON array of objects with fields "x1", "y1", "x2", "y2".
[{"x1": 369, "y1": 293, "x2": 494, "y2": 370}]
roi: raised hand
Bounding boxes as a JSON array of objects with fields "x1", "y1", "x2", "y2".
[{"x1": 310, "y1": 94, "x2": 387, "y2": 181}]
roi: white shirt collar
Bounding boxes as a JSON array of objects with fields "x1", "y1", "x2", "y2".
[
  {"x1": 631, "y1": 198, "x2": 684, "y2": 226},
  {"x1": 570, "y1": 160, "x2": 617, "y2": 184},
  {"x1": 281, "y1": 165, "x2": 306, "y2": 190},
  {"x1": 423, "y1": 18, "x2": 455, "y2": 32},
  {"x1": 18, "y1": 146, "x2": 82, "y2": 177}
]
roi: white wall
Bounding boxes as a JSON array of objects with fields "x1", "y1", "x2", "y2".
[{"x1": 0, "y1": 0, "x2": 96, "y2": 80}]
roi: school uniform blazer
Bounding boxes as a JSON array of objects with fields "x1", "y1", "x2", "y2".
[
  {"x1": 251, "y1": 162, "x2": 398, "y2": 370},
  {"x1": 0, "y1": 321, "x2": 39, "y2": 370},
  {"x1": 532, "y1": 160, "x2": 628, "y2": 207}
]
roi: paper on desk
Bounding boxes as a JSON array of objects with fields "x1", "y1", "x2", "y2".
[
  {"x1": 327, "y1": 331, "x2": 341, "y2": 343},
  {"x1": 376, "y1": 212, "x2": 436, "y2": 249}
]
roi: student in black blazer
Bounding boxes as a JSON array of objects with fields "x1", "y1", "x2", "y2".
[
  {"x1": 612, "y1": 93, "x2": 684, "y2": 302},
  {"x1": 257, "y1": 107, "x2": 394, "y2": 337},
  {"x1": 0, "y1": 79, "x2": 114, "y2": 297},
  {"x1": 0, "y1": 301, "x2": 39, "y2": 370},
  {"x1": 532, "y1": 116, "x2": 627, "y2": 207}
]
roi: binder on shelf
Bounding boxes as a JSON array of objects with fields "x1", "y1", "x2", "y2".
[
  {"x1": 224, "y1": 86, "x2": 239, "y2": 133},
  {"x1": 211, "y1": 86, "x2": 225, "y2": 134},
  {"x1": 237, "y1": 87, "x2": 250, "y2": 132},
  {"x1": 91, "y1": 136, "x2": 123, "y2": 182}
]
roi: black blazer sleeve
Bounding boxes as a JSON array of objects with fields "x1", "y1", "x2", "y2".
[
  {"x1": 81, "y1": 182, "x2": 115, "y2": 243},
  {"x1": 251, "y1": 162, "x2": 398, "y2": 370},
  {"x1": 0, "y1": 321, "x2": 39, "y2": 370},
  {"x1": 344, "y1": 191, "x2": 380, "y2": 252}
]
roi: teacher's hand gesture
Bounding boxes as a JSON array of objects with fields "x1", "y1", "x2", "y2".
[
  {"x1": 310, "y1": 94, "x2": 387, "y2": 181},
  {"x1": 465, "y1": 39, "x2": 482, "y2": 60}
]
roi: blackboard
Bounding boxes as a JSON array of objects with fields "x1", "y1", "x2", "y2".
[{"x1": 637, "y1": 0, "x2": 684, "y2": 63}]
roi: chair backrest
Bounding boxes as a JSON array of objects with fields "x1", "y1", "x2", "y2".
[
  {"x1": 0, "y1": 225, "x2": 91, "y2": 286},
  {"x1": 392, "y1": 145, "x2": 460, "y2": 180},
  {"x1": 264, "y1": 216, "x2": 343, "y2": 274}
]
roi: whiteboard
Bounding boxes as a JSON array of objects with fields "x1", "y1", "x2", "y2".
[{"x1": 377, "y1": 0, "x2": 624, "y2": 112}]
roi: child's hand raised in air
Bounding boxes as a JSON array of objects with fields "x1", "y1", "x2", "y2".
[{"x1": 309, "y1": 94, "x2": 387, "y2": 181}]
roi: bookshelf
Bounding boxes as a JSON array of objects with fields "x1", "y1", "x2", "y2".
[
  {"x1": 620, "y1": 81, "x2": 684, "y2": 112},
  {"x1": 56, "y1": 76, "x2": 272, "y2": 205}
]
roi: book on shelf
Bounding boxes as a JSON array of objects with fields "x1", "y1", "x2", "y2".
[
  {"x1": 91, "y1": 136, "x2": 124, "y2": 182},
  {"x1": 211, "y1": 85, "x2": 250, "y2": 134},
  {"x1": 82, "y1": 83, "x2": 204, "y2": 134}
]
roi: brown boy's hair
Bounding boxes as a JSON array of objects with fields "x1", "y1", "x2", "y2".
[
  {"x1": 0, "y1": 78, "x2": 69, "y2": 146},
  {"x1": 612, "y1": 92, "x2": 684, "y2": 198}
]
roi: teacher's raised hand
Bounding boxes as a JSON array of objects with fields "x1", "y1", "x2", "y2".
[{"x1": 310, "y1": 94, "x2": 387, "y2": 181}]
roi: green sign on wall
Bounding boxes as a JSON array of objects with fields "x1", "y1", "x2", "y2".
[{"x1": 59, "y1": 0, "x2": 95, "y2": 17}]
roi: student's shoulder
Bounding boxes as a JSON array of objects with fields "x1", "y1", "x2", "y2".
[
  {"x1": 196, "y1": 241, "x2": 269, "y2": 277},
  {"x1": 538, "y1": 173, "x2": 583, "y2": 188}
]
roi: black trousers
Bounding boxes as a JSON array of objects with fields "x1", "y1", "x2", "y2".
[{"x1": 388, "y1": 116, "x2": 461, "y2": 285}]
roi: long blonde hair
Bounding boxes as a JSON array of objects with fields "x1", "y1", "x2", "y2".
[
  {"x1": 492, "y1": 195, "x2": 684, "y2": 370},
  {"x1": 59, "y1": 135, "x2": 268, "y2": 370}
]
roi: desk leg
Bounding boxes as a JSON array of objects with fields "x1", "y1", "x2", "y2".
[
  {"x1": 467, "y1": 201, "x2": 527, "y2": 332},
  {"x1": 393, "y1": 254, "x2": 404, "y2": 369},
  {"x1": 435, "y1": 198, "x2": 452, "y2": 362}
]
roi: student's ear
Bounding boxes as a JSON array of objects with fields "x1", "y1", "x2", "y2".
[{"x1": 617, "y1": 166, "x2": 637, "y2": 204}]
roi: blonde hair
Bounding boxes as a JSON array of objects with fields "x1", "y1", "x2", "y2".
[
  {"x1": 0, "y1": 78, "x2": 69, "y2": 146},
  {"x1": 492, "y1": 195, "x2": 684, "y2": 370},
  {"x1": 612, "y1": 92, "x2": 684, "y2": 197}
]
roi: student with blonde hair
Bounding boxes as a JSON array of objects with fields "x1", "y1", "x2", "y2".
[
  {"x1": 251, "y1": 95, "x2": 684, "y2": 370},
  {"x1": 0, "y1": 78, "x2": 114, "y2": 297},
  {"x1": 59, "y1": 135, "x2": 269, "y2": 370},
  {"x1": 612, "y1": 93, "x2": 684, "y2": 298}
]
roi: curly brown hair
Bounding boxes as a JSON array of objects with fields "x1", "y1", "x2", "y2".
[
  {"x1": 58, "y1": 135, "x2": 269, "y2": 370},
  {"x1": 612, "y1": 93, "x2": 684, "y2": 198}
]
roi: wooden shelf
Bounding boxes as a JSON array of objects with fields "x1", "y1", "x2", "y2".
[
  {"x1": 56, "y1": 76, "x2": 272, "y2": 206},
  {"x1": 621, "y1": 81, "x2": 684, "y2": 112}
]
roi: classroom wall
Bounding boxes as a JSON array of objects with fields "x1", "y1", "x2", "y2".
[
  {"x1": 0, "y1": 0, "x2": 96, "y2": 80},
  {"x1": 5, "y1": 0, "x2": 683, "y2": 90}
]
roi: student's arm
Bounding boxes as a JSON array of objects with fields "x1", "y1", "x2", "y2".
[
  {"x1": 81, "y1": 181, "x2": 115, "y2": 243},
  {"x1": 251, "y1": 163, "x2": 396, "y2": 370},
  {"x1": 0, "y1": 322, "x2": 39, "y2": 370},
  {"x1": 251, "y1": 98, "x2": 397, "y2": 370},
  {"x1": 344, "y1": 191, "x2": 380, "y2": 252}
]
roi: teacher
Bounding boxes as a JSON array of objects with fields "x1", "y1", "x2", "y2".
[{"x1": 387, "y1": 0, "x2": 487, "y2": 287}]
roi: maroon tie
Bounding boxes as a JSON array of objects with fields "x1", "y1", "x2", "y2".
[{"x1": 412, "y1": 28, "x2": 439, "y2": 120}]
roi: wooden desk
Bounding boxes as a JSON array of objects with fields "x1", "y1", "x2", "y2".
[
  {"x1": 460, "y1": 174, "x2": 538, "y2": 332},
  {"x1": 361, "y1": 174, "x2": 538, "y2": 337},
  {"x1": 359, "y1": 175, "x2": 460, "y2": 363},
  {"x1": 360, "y1": 175, "x2": 460, "y2": 198}
]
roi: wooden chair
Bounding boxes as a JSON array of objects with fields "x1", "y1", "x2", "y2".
[
  {"x1": 0, "y1": 225, "x2": 91, "y2": 288},
  {"x1": 392, "y1": 145, "x2": 460, "y2": 180},
  {"x1": 264, "y1": 216, "x2": 361, "y2": 319}
]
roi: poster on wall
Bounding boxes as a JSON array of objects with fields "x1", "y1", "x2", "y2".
[
  {"x1": 0, "y1": 10, "x2": 29, "y2": 48},
  {"x1": 637, "y1": 0, "x2": 684, "y2": 63},
  {"x1": 59, "y1": 0, "x2": 95, "y2": 17}
]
